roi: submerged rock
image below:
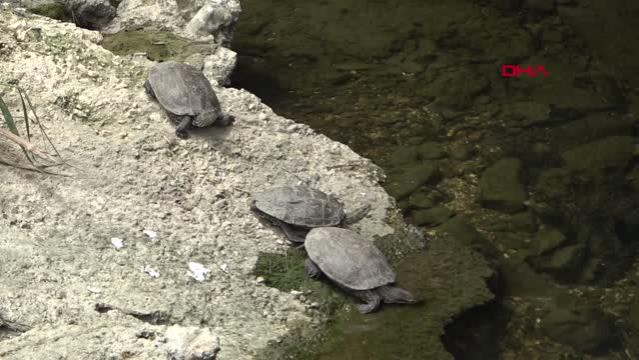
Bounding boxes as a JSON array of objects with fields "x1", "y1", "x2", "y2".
[
  {"x1": 561, "y1": 135, "x2": 635, "y2": 174},
  {"x1": 540, "y1": 305, "x2": 616, "y2": 353},
  {"x1": 479, "y1": 158, "x2": 527, "y2": 213}
]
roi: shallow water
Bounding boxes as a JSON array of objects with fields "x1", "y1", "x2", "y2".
[{"x1": 233, "y1": 0, "x2": 639, "y2": 358}]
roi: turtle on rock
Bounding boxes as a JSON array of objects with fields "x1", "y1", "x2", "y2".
[
  {"x1": 251, "y1": 185, "x2": 371, "y2": 243},
  {"x1": 144, "y1": 61, "x2": 234, "y2": 138},
  {"x1": 304, "y1": 227, "x2": 418, "y2": 313}
]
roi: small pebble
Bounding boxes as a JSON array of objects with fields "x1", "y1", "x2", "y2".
[{"x1": 110, "y1": 237, "x2": 124, "y2": 250}]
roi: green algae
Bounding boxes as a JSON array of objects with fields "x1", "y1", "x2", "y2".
[
  {"x1": 253, "y1": 227, "x2": 493, "y2": 360},
  {"x1": 101, "y1": 30, "x2": 217, "y2": 62},
  {"x1": 30, "y1": 2, "x2": 66, "y2": 21}
]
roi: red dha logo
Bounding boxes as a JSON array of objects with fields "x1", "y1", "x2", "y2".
[{"x1": 501, "y1": 65, "x2": 549, "y2": 78}]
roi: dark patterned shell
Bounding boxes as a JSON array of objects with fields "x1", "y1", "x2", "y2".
[
  {"x1": 146, "y1": 61, "x2": 221, "y2": 127},
  {"x1": 253, "y1": 186, "x2": 345, "y2": 227},
  {"x1": 305, "y1": 227, "x2": 396, "y2": 290}
]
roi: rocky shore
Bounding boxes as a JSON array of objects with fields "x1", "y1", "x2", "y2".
[{"x1": 0, "y1": 2, "x2": 494, "y2": 359}]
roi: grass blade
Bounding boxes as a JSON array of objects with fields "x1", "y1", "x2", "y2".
[
  {"x1": 0, "y1": 94, "x2": 19, "y2": 135},
  {"x1": 17, "y1": 88, "x2": 31, "y2": 141}
]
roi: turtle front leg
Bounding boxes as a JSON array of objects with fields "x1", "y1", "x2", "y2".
[
  {"x1": 352, "y1": 290, "x2": 382, "y2": 314},
  {"x1": 304, "y1": 258, "x2": 322, "y2": 279},
  {"x1": 175, "y1": 116, "x2": 193, "y2": 139}
]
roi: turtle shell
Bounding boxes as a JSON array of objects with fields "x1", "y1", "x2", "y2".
[
  {"x1": 146, "y1": 61, "x2": 221, "y2": 127},
  {"x1": 253, "y1": 186, "x2": 345, "y2": 227},
  {"x1": 305, "y1": 227, "x2": 396, "y2": 290}
]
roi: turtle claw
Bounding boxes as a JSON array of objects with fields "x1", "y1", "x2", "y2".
[
  {"x1": 176, "y1": 129, "x2": 189, "y2": 139},
  {"x1": 356, "y1": 297, "x2": 381, "y2": 314}
]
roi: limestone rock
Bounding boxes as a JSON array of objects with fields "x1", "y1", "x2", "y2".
[
  {"x1": 185, "y1": 0, "x2": 241, "y2": 45},
  {"x1": 164, "y1": 326, "x2": 221, "y2": 360},
  {"x1": 203, "y1": 46, "x2": 237, "y2": 86}
]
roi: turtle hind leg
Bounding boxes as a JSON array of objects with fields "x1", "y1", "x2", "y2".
[
  {"x1": 377, "y1": 285, "x2": 418, "y2": 304},
  {"x1": 279, "y1": 222, "x2": 308, "y2": 244},
  {"x1": 342, "y1": 204, "x2": 371, "y2": 225},
  {"x1": 351, "y1": 290, "x2": 382, "y2": 314},
  {"x1": 304, "y1": 258, "x2": 322, "y2": 279},
  {"x1": 175, "y1": 115, "x2": 193, "y2": 139}
]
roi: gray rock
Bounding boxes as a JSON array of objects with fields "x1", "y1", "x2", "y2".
[
  {"x1": 66, "y1": 0, "x2": 116, "y2": 29},
  {"x1": 185, "y1": 0, "x2": 241, "y2": 45},
  {"x1": 479, "y1": 158, "x2": 527, "y2": 213},
  {"x1": 202, "y1": 46, "x2": 237, "y2": 86}
]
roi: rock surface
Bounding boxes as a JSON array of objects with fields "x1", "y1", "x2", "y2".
[
  {"x1": 0, "y1": 9, "x2": 398, "y2": 359},
  {"x1": 479, "y1": 157, "x2": 527, "y2": 213}
]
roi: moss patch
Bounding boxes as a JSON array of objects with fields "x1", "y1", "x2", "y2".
[
  {"x1": 254, "y1": 227, "x2": 493, "y2": 360},
  {"x1": 30, "y1": 2, "x2": 67, "y2": 21},
  {"x1": 101, "y1": 30, "x2": 217, "y2": 62}
]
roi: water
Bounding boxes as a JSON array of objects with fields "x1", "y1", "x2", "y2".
[{"x1": 231, "y1": 0, "x2": 639, "y2": 358}]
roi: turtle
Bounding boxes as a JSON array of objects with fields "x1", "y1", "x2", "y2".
[
  {"x1": 144, "y1": 61, "x2": 234, "y2": 138},
  {"x1": 304, "y1": 227, "x2": 418, "y2": 313},
  {"x1": 250, "y1": 185, "x2": 371, "y2": 243}
]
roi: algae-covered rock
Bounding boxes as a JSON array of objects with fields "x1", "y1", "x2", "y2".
[
  {"x1": 533, "y1": 228, "x2": 567, "y2": 255},
  {"x1": 479, "y1": 158, "x2": 527, "y2": 213},
  {"x1": 438, "y1": 216, "x2": 501, "y2": 263},
  {"x1": 29, "y1": 2, "x2": 66, "y2": 20},
  {"x1": 386, "y1": 145, "x2": 419, "y2": 166},
  {"x1": 500, "y1": 260, "x2": 558, "y2": 297},
  {"x1": 416, "y1": 141, "x2": 446, "y2": 160},
  {"x1": 507, "y1": 101, "x2": 551, "y2": 127},
  {"x1": 485, "y1": 211, "x2": 537, "y2": 233},
  {"x1": 256, "y1": 228, "x2": 494, "y2": 360},
  {"x1": 549, "y1": 113, "x2": 635, "y2": 152},
  {"x1": 540, "y1": 306, "x2": 615, "y2": 353},
  {"x1": 407, "y1": 188, "x2": 443, "y2": 209},
  {"x1": 430, "y1": 69, "x2": 490, "y2": 110},
  {"x1": 561, "y1": 136, "x2": 635, "y2": 174},
  {"x1": 534, "y1": 244, "x2": 587, "y2": 278},
  {"x1": 525, "y1": 0, "x2": 555, "y2": 12},
  {"x1": 386, "y1": 162, "x2": 439, "y2": 200},
  {"x1": 411, "y1": 206, "x2": 454, "y2": 226}
]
